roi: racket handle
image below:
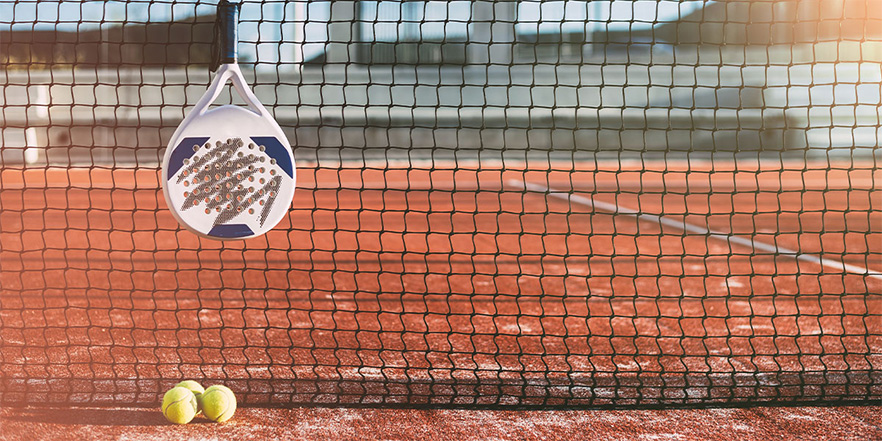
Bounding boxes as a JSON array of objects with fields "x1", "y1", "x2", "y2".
[{"x1": 218, "y1": 0, "x2": 241, "y2": 65}]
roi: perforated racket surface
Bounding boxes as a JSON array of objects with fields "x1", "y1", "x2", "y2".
[{"x1": 161, "y1": 64, "x2": 295, "y2": 239}]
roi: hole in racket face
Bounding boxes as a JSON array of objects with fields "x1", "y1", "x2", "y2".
[{"x1": 175, "y1": 137, "x2": 284, "y2": 228}]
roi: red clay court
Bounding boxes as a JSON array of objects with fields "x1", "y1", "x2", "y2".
[
  {"x1": 0, "y1": 159, "x2": 880, "y2": 438},
  {"x1": 1, "y1": 160, "x2": 879, "y2": 406}
]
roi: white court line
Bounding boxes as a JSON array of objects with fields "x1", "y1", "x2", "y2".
[{"x1": 510, "y1": 180, "x2": 882, "y2": 282}]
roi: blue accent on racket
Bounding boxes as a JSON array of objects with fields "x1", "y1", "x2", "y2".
[
  {"x1": 208, "y1": 224, "x2": 254, "y2": 238},
  {"x1": 251, "y1": 136, "x2": 294, "y2": 178},
  {"x1": 167, "y1": 136, "x2": 210, "y2": 180}
]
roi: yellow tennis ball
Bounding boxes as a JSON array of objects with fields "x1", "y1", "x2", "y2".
[
  {"x1": 161, "y1": 387, "x2": 198, "y2": 425},
  {"x1": 201, "y1": 385, "x2": 237, "y2": 423},
  {"x1": 175, "y1": 380, "x2": 205, "y2": 412}
]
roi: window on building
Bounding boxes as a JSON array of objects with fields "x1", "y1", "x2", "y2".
[
  {"x1": 356, "y1": 1, "x2": 472, "y2": 64},
  {"x1": 515, "y1": 1, "x2": 713, "y2": 61}
]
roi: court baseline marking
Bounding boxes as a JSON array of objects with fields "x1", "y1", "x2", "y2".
[{"x1": 510, "y1": 180, "x2": 882, "y2": 282}]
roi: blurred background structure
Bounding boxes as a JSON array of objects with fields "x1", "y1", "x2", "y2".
[{"x1": 1, "y1": 0, "x2": 880, "y2": 165}]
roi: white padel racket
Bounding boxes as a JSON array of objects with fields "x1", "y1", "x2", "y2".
[{"x1": 161, "y1": 0, "x2": 295, "y2": 240}]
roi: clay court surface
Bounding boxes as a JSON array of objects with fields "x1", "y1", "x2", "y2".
[
  {"x1": 0, "y1": 159, "x2": 879, "y2": 438},
  {"x1": 0, "y1": 405, "x2": 879, "y2": 440}
]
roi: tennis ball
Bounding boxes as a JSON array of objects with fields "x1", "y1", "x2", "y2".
[
  {"x1": 161, "y1": 386, "x2": 198, "y2": 425},
  {"x1": 175, "y1": 380, "x2": 205, "y2": 411},
  {"x1": 201, "y1": 385, "x2": 237, "y2": 423}
]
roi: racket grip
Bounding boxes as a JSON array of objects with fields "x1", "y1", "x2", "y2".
[{"x1": 218, "y1": 0, "x2": 241, "y2": 65}]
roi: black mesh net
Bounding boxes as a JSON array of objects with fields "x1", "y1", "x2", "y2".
[{"x1": 0, "y1": 0, "x2": 879, "y2": 407}]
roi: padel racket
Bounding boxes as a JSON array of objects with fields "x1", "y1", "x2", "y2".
[{"x1": 161, "y1": 0, "x2": 295, "y2": 240}]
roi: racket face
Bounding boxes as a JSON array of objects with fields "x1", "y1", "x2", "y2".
[{"x1": 162, "y1": 105, "x2": 295, "y2": 239}]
